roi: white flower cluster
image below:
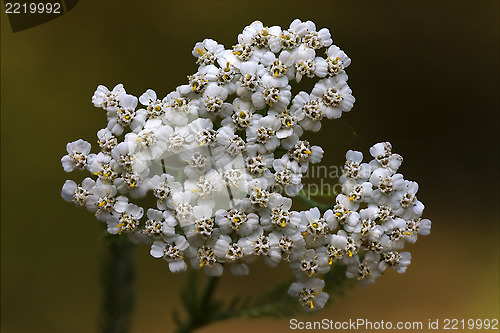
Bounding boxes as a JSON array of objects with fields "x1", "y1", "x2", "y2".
[{"x1": 61, "y1": 20, "x2": 430, "y2": 311}]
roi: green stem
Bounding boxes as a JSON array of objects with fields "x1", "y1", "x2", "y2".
[
  {"x1": 200, "y1": 276, "x2": 219, "y2": 312},
  {"x1": 99, "y1": 234, "x2": 135, "y2": 333},
  {"x1": 175, "y1": 273, "x2": 220, "y2": 333}
]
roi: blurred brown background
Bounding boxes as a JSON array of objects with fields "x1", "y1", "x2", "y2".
[{"x1": 1, "y1": 1, "x2": 498, "y2": 332}]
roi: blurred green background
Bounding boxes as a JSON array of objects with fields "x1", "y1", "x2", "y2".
[{"x1": 1, "y1": 1, "x2": 498, "y2": 332}]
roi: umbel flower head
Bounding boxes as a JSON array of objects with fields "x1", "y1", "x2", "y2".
[{"x1": 61, "y1": 19, "x2": 431, "y2": 311}]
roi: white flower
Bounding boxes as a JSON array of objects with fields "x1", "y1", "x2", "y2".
[
  {"x1": 163, "y1": 125, "x2": 194, "y2": 154},
  {"x1": 213, "y1": 126, "x2": 246, "y2": 168},
  {"x1": 379, "y1": 251, "x2": 411, "y2": 273},
  {"x1": 187, "y1": 242, "x2": 223, "y2": 277},
  {"x1": 143, "y1": 208, "x2": 176, "y2": 238},
  {"x1": 369, "y1": 142, "x2": 403, "y2": 172},
  {"x1": 61, "y1": 139, "x2": 92, "y2": 172},
  {"x1": 108, "y1": 199, "x2": 144, "y2": 234},
  {"x1": 61, "y1": 178, "x2": 95, "y2": 206},
  {"x1": 365, "y1": 204, "x2": 395, "y2": 224},
  {"x1": 288, "y1": 278, "x2": 329, "y2": 311},
  {"x1": 270, "y1": 230, "x2": 306, "y2": 261},
  {"x1": 239, "y1": 228, "x2": 281, "y2": 267},
  {"x1": 345, "y1": 251, "x2": 382, "y2": 286},
  {"x1": 213, "y1": 235, "x2": 250, "y2": 276},
  {"x1": 150, "y1": 236, "x2": 189, "y2": 273},
  {"x1": 231, "y1": 21, "x2": 271, "y2": 61},
  {"x1": 111, "y1": 141, "x2": 148, "y2": 175},
  {"x1": 113, "y1": 167, "x2": 150, "y2": 199},
  {"x1": 236, "y1": 61, "x2": 265, "y2": 100},
  {"x1": 192, "y1": 39, "x2": 225, "y2": 66},
  {"x1": 221, "y1": 98, "x2": 255, "y2": 130},
  {"x1": 92, "y1": 84, "x2": 125, "y2": 110},
  {"x1": 268, "y1": 24, "x2": 298, "y2": 52},
  {"x1": 311, "y1": 75, "x2": 355, "y2": 119},
  {"x1": 246, "y1": 114, "x2": 281, "y2": 155},
  {"x1": 289, "y1": 19, "x2": 314, "y2": 38},
  {"x1": 354, "y1": 212, "x2": 384, "y2": 243},
  {"x1": 290, "y1": 248, "x2": 330, "y2": 278},
  {"x1": 259, "y1": 193, "x2": 300, "y2": 231},
  {"x1": 247, "y1": 177, "x2": 272, "y2": 209},
  {"x1": 106, "y1": 93, "x2": 139, "y2": 135},
  {"x1": 221, "y1": 166, "x2": 251, "y2": 200},
  {"x1": 186, "y1": 118, "x2": 216, "y2": 149},
  {"x1": 331, "y1": 194, "x2": 360, "y2": 233},
  {"x1": 162, "y1": 91, "x2": 200, "y2": 126},
  {"x1": 148, "y1": 173, "x2": 182, "y2": 210},
  {"x1": 379, "y1": 217, "x2": 409, "y2": 250},
  {"x1": 341, "y1": 180, "x2": 373, "y2": 204},
  {"x1": 85, "y1": 179, "x2": 118, "y2": 219},
  {"x1": 291, "y1": 91, "x2": 324, "y2": 132},
  {"x1": 260, "y1": 50, "x2": 295, "y2": 83},
  {"x1": 405, "y1": 218, "x2": 432, "y2": 243},
  {"x1": 183, "y1": 205, "x2": 218, "y2": 246},
  {"x1": 301, "y1": 207, "x2": 336, "y2": 246},
  {"x1": 139, "y1": 89, "x2": 166, "y2": 119},
  {"x1": 326, "y1": 45, "x2": 351, "y2": 76},
  {"x1": 198, "y1": 83, "x2": 232, "y2": 118},
  {"x1": 215, "y1": 207, "x2": 259, "y2": 237},
  {"x1": 339, "y1": 150, "x2": 372, "y2": 183},
  {"x1": 293, "y1": 44, "x2": 328, "y2": 81},
  {"x1": 325, "y1": 233, "x2": 348, "y2": 264},
  {"x1": 180, "y1": 148, "x2": 212, "y2": 179},
  {"x1": 87, "y1": 152, "x2": 118, "y2": 183},
  {"x1": 245, "y1": 153, "x2": 273, "y2": 178},
  {"x1": 184, "y1": 171, "x2": 229, "y2": 208},
  {"x1": 272, "y1": 156, "x2": 303, "y2": 196},
  {"x1": 303, "y1": 26, "x2": 332, "y2": 50},
  {"x1": 343, "y1": 233, "x2": 361, "y2": 259},
  {"x1": 387, "y1": 180, "x2": 424, "y2": 218},
  {"x1": 285, "y1": 139, "x2": 324, "y2": 173},
  {"x1": 251, "y1": 75, "x2": 292, "y2": 112},
  {"x1": 268, "y1": 109, "x2": 303, "y2": 140},
  {"x1": 171, "y1": 190, "x2": 195, "y2": 227},
  {"x1": 97, "y1": 128, "x2": 117, "y2": 154},
  {"x1": 178, "y1": 70, "x2": 211, "y2": 95},
  {"x1": 216, "y1": 60, "x2": 238, "y2": 94},
  {"x1": 369, "y1": 168, "x2": 406, "y2": 203},
  {"x1": 125, "y1": 119, "x2": 171, "y2": 161},
  {"x1": 240, "y1": 21, "x2": 271, "y2": 45}
]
